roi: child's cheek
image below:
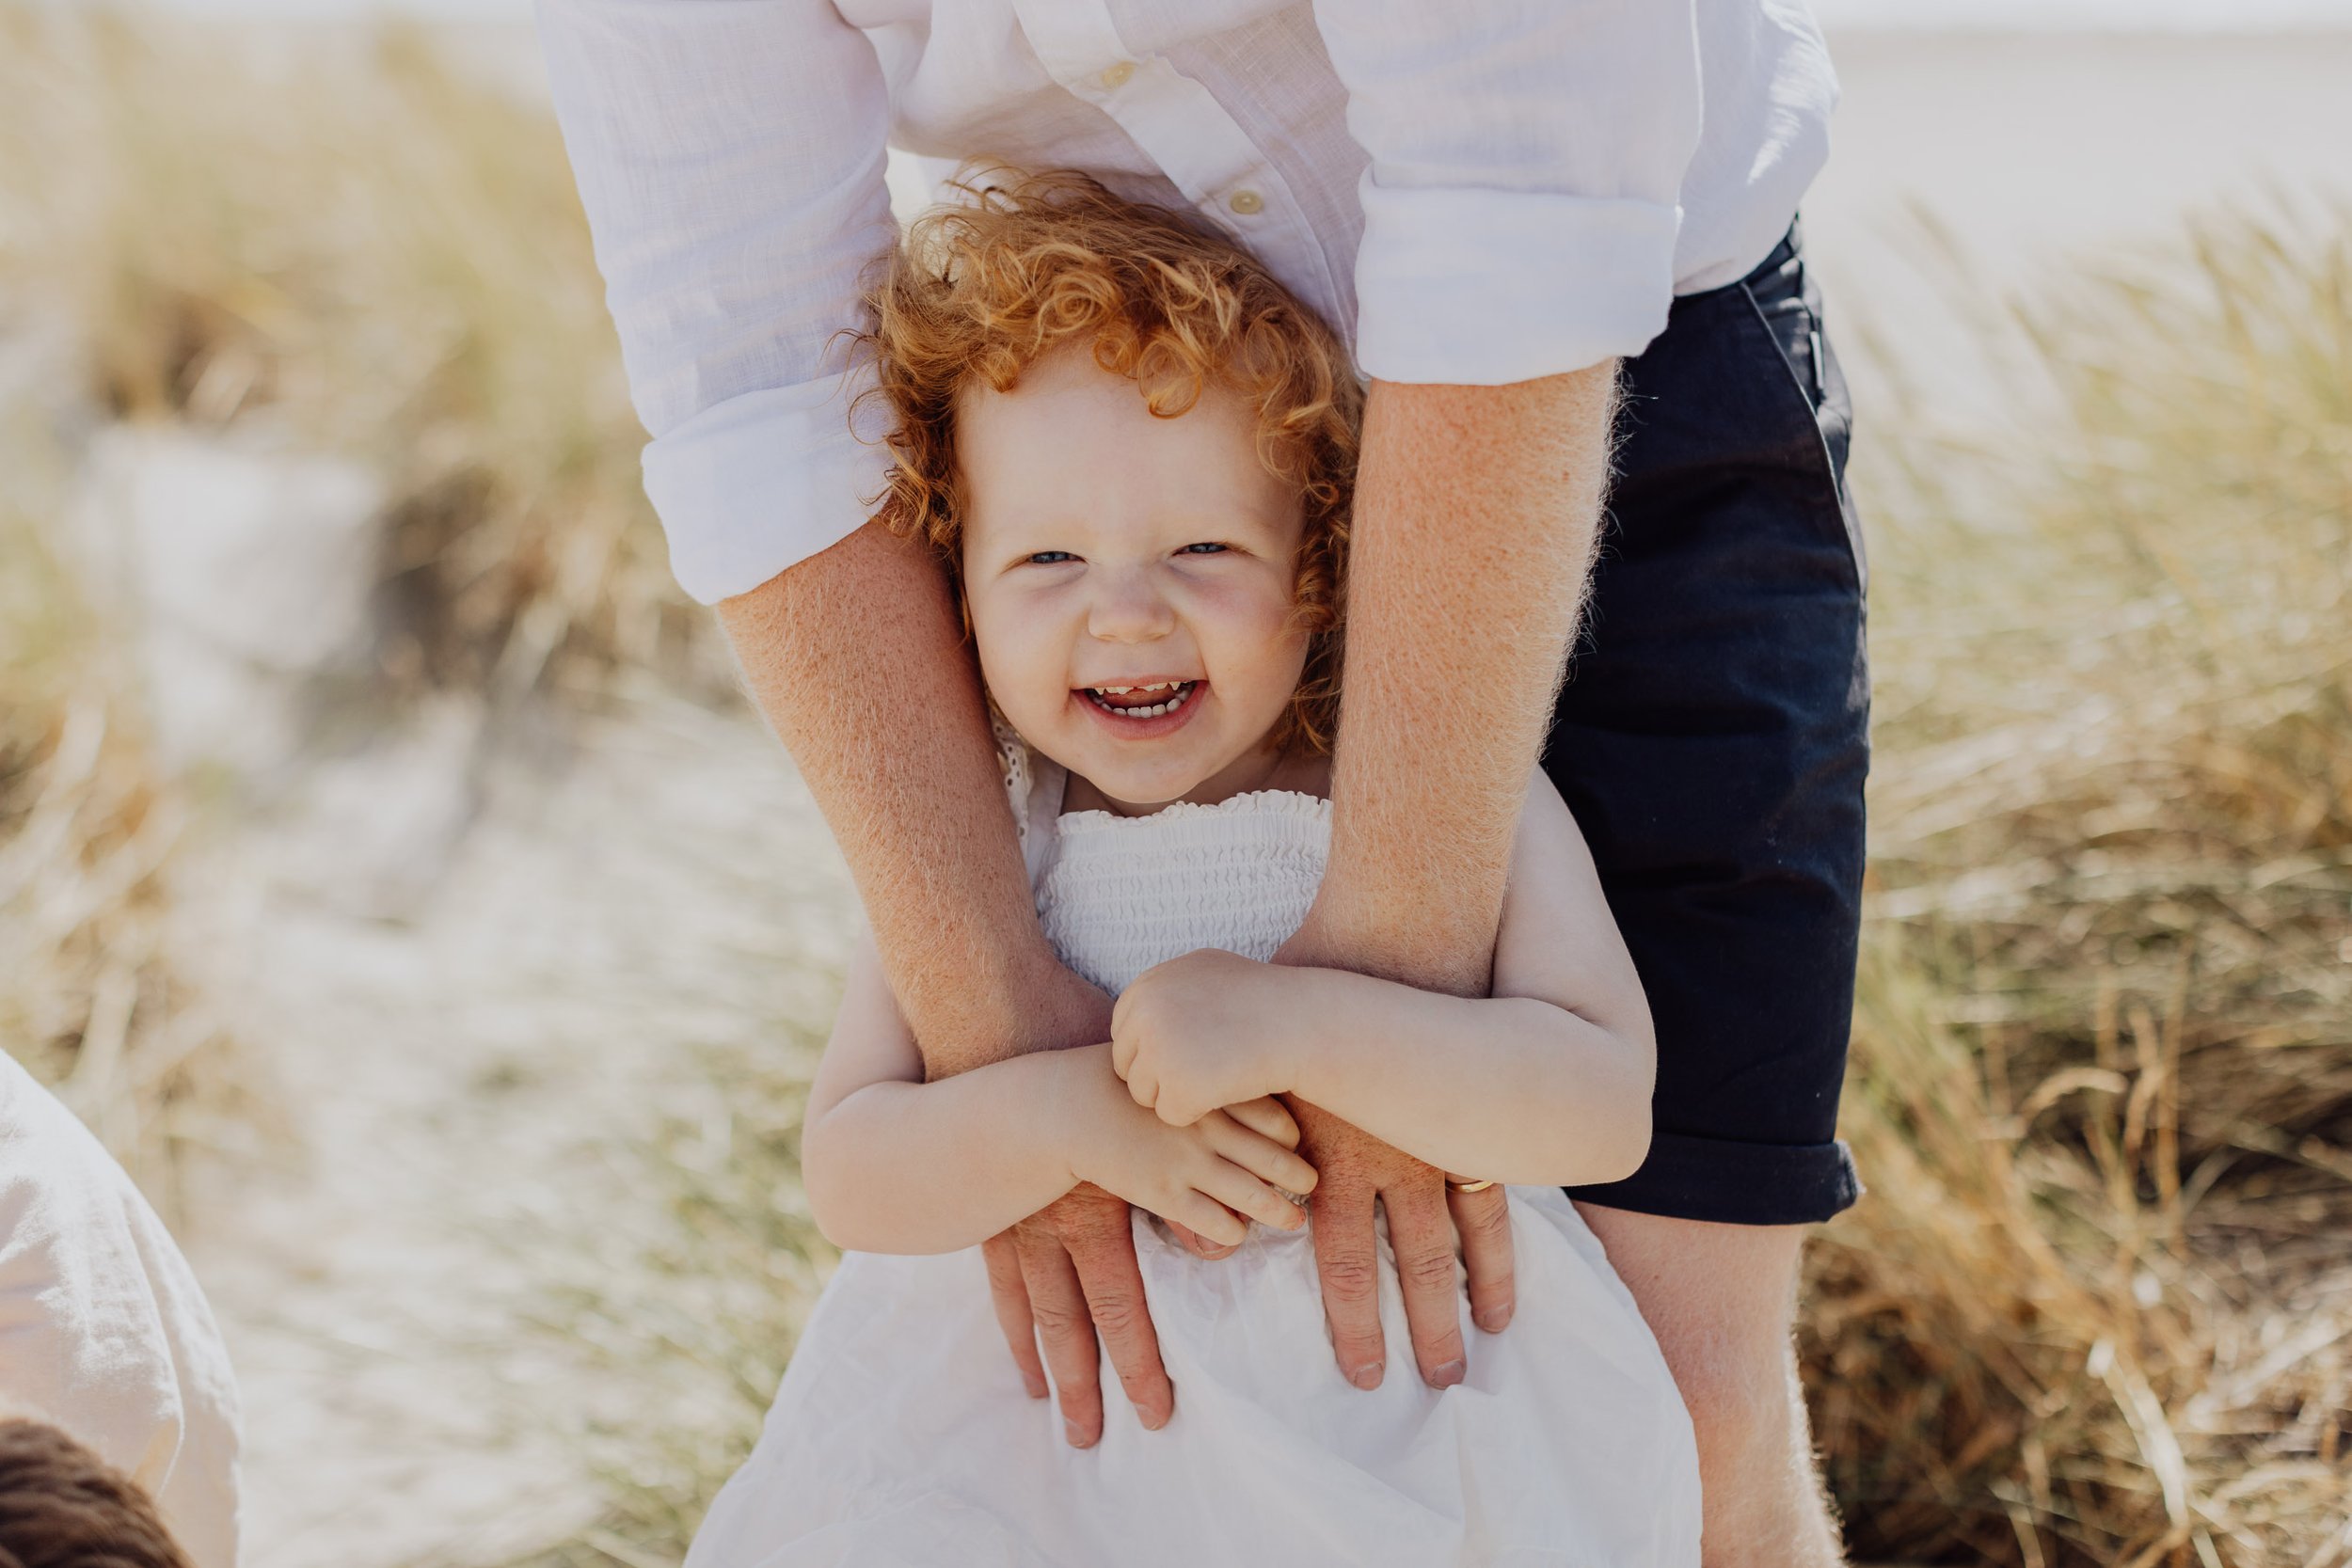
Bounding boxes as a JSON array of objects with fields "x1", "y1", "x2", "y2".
[
  {"x1": 1186, "y1": 570, "x2": 1292, "y2": 638},
  {"x1": 968, "y1": 599, "x2": 1026, "y2": 706},
  {"x1": 977, "y1": 591, "x2": 1078, "y2": 728},
  {"x1": 1216, "y1": 580, "x2": 1309, "y2": 671}
]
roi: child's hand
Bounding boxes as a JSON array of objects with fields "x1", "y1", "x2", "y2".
[
  {"x1": 1061, "y1": 1047, "x2": 1316, "y2": 1247},
  {"x1": 1112, "y1": 948, "x2": 1302, "y2": 1128}
]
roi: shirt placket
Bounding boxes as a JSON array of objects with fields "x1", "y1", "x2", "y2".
[{"x1": 1007, "y1": 0, "x2": 1336, "y2": 324}]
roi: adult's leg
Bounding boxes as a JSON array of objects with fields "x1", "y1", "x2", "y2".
[
  {"x1": 1579, "y1": 1210, "x2": 1841, "y2": 1566},
  {"x1": 1545, "y1": 227, "x2": 1868, "y2": 1562}
]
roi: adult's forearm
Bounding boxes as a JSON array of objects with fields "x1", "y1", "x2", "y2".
[
  {"x1": 719, "y1": 519, "x2": 1060, "y2": 1077},
  {"x1": 1309, "y1": 367, "x2": 1619, "y2": 994}
]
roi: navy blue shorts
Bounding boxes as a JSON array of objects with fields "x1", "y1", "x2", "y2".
[{"x1": 1549, "y1": 224, "x2": 1868, "y2": 1227}]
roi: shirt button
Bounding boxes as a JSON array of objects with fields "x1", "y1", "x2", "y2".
[
  {"x1": 1098, "y1": 60, "x2": 1136, "y2": 89},
  {"x1": 1227, "y1": 188, "x2": 1264, "y2": 216}
]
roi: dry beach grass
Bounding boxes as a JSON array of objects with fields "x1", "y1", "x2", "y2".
[
  {"x1": 0, "y1": 10, "x2": 2345, "y2": 1565},
  {"x1": 1814, "y1": 222, "x2": 2352, "y2": 1565},
  {"x1": 0, "y1": 4, "x2": 708, "y2": 707},
  {"x1": 0, "y1": 499, "x2": 237, "y2": 1212}
]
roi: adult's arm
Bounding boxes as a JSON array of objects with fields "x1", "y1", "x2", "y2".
[
  {"x1": 1276, "y1": 0, "x2": 1700, "y2": 1393},
  {"x1": 723, "y1": 524, "x2": 1169, "y2": 1448},
  {"x1": 537, "y1": 1, "x2": 1172, "y2": 1444},
  {"x1": 1276, "y1": 369, "x2": 1619, "y2": 1387}
]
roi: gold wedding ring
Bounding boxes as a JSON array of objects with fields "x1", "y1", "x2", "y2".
[{"x1": 1446, "y1": 1178, "x2": 1496, "y2": 1193}]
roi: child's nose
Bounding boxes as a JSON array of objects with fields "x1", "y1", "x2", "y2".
[{"x1": 1086, "y1": 569, "x2": 1177, "y2": 643}]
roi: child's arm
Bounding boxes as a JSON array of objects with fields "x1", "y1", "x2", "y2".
[
  {"x1": 1109, "y1": 769, "x2": 1656, "y2": 1188},
  {"x1": 802, "y1": 934, "x2": 1320, "y2": 1255}
]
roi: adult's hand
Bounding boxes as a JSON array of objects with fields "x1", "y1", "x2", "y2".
[
  {"x1": 985, "y1": 1183, "x2": 1171, "y2": 1446},
  {"x1": 970, "y1": 959, "x2": 1180, "y2": 1447},
  {"x1": 1274, "y1": 919, "x2": 1517, "y2": 1389},
  {"x1": 1286, "y1": 1099, "x2": 1514, "y2": 1391}
]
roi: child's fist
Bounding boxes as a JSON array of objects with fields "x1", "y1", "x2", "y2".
[{"x1": 1111, "y1": 948, "x2": 1297, "y2": 1127}]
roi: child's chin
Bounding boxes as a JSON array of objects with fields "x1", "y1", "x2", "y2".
[
  {"x1": 1087, "y1": 764, "x2": 1218, "y2": 812},
  {"x1": 1100, "y1": 777, "x2": 1201, "y2": 810}
]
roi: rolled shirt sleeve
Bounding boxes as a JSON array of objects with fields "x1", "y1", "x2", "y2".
[
  {"x1": 1309, "y1": 0, "x2": 1704, "y2": 385},
  {"x1": 537, "y1": 0, "x2": 899, "y2": 603}
]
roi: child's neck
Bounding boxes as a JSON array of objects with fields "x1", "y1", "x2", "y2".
[{"x1": 1060, "y1": 742, "x2": 1331, "y2": 818}]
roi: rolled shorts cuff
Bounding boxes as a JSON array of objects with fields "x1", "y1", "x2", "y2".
[{"x1": 1564, "y1": 1130, "x2": 1860, "y2": 1227}]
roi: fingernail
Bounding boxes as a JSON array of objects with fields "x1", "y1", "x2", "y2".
[
  {"x1": 1348, "y1": 1362, "x2": 1384, "y2": 1390},
  {"x1": 1431, "y1": 1358, "x2": 1466, "y2": 1388},
  {"x1": 1474, "y1": 1306, "x2": 1512, "y2": 1334},
  {"x1": 1064, "y1": 1418, "x2": 1096, "y2": 1448},
  {"x1": 1023, "y1": 1372, "x2": 1049, "y2": 1399},
  {"x1": 1142, "y1": 1408, "x2": 1170, "y2": 1433}
]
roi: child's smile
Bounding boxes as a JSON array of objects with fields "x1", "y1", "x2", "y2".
[
  {"x1": 958, "y1": 343, "x2": 1313, "y2": 814},
  {"x1": 1077, "y1": 678, "x2": 1202, "y2": 733}
]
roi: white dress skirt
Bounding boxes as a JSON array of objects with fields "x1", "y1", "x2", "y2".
[{"x1": 687, "y1": 753, "x2": 1701, "y2": 1568}]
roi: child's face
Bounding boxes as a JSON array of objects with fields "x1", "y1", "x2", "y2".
[{"x1": 958, "y1": 344, "x2": 1311, "y2": 812}]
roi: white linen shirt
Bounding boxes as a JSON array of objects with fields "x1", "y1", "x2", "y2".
[{"x1": 537, "y1": 0, "x2": 1838, "y2": 604}]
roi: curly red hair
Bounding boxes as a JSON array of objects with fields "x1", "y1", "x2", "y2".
[{"x1": 853, "y1": 167, "x2": 1360, "y2": 755}]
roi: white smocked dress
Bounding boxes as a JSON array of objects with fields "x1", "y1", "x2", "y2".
[{"x1": 686, "y1": 741, "x2": 1702, "y2": 1568}]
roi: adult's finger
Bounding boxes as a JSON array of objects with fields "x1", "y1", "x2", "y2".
[
  {"x1": 1451, "y1": 1181, "x2": 1517, "y2": 1335},
  {"x1": 1308, "y1": 1172, "x2": 1387, "y2": 1389},
  {"x1": 1064, "y1": 1217, "x2": 1174, "y2": 1432},
  {"x1": 981, "y1": 1230, "x2": 1049, "y2": 1399},
  {"x1": 1014, "y1": 1224, "x2": 1105, "y2": 1448},
  {"x1": 1383, "y1": 1179, "x2": 1468, "y2": 1388}
]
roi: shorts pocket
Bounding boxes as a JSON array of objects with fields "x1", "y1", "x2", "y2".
[{"x1": 1739, "y1": 261, "x2": 1867, "y2": 597}]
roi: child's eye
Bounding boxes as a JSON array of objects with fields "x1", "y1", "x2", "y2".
[
  {"x1": 1025, "y1": 549, "x2": 1077, "y2": 565},
  {"x1": 1177, "y1": 542, "x2": 1230, "y2": 556}
]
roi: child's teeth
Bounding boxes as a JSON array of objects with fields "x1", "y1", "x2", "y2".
[{"x1": 1088, "y1": 683, "x2": 1193, "y2": 719}]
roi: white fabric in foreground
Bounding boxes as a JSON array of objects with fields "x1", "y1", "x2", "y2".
[
  {"x1": 691, "y1": 1193, "x2": 1700, "y2": 1568},
  {"x1": 686, "y1": 783, "x2": 1701, "y2": 1566},
  {"x1": 0, "y1": 1053, "x2": 242, "y2": 1568}
]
